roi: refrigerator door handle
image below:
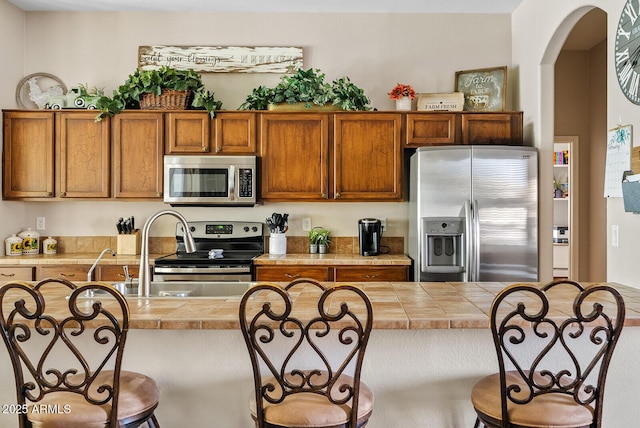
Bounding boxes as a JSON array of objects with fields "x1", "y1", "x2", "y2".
[
  {"x1": 464, "y1": 200, "x2": 472, "y2": 282},
  {"x1": 472, "y1": 199, "x2": 480, "y2": 281}
]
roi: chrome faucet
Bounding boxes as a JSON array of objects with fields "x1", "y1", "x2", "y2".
[
  {"x1": 87, "y1": 248, "x2": 115, "y2": 282},
  {"x1": 138, "y1": 210, "x2": 196, "y2": 298}
]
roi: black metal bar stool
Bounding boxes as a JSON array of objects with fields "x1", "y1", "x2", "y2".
[
  {"x1": 239, "y1": 278, "x2": 374, "y2": 428},
  {"x1": 471, "y1": 280, "x2": 625, "y2": 428}
]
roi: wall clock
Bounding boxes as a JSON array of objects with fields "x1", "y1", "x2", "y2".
[{"x1": 615, "y1": 0, "x2": 640, "y2": 104}]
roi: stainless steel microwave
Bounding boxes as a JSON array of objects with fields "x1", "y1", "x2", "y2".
[{"x1": 164, "y1": 155, "x2": 257, "y2": 206}]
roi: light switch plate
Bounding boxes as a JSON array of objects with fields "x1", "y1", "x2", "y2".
[
  {"x1": 612, "y1": 225, "x2": 619, "y2": 248},
  {"x1": 36, "y1": 217, "x2": 45, "y2": 231},
  {"x1": 302, "y1": 218, "x2": 312, "y2": 232}
]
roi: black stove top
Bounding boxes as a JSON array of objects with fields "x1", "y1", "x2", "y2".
[{"x1": 153, "y1": 221, "x2": 265, "y2": 268}]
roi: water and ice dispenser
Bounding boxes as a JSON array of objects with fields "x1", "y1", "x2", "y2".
[{"x1": 420, "y1": 217, "x2": 466, "y2": 281}]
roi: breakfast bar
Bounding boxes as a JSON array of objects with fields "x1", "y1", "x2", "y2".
[{"x1": 1, "y1": 280, "x2": 640, "y2": 427}]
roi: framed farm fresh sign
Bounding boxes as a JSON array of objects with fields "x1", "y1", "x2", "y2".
[
  {"x1": 454, "y1": 66, "x2": 507, "y2": 111},
  {"x1": 138, "y1": 46, "x2": 303, "y2": 73}
]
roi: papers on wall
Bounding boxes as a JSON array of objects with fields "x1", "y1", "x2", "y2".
[{"x1": 604, "y1": 124, "x2": 632, "y2": 198}]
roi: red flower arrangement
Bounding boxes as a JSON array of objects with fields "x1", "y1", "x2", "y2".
[{"x1": 388, "y1": 83, "x2": 416, "y2": 100}]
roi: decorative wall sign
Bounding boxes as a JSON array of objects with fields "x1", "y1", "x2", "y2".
[
  {"x1": 454, "y1": 66, "x2": 507, "y2": 111},
  {"x1": 604, "y1": 124, "x2": 632, "y2": 198},
  {"x1": 138, "y1": 46, "x2": 303, "y2": 73}
]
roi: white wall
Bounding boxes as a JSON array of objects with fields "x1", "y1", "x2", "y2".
[
  {"x1": 1, "y1": 11, "x2": 513, "y2": 243},
  {"x1": 513, "y1": 0, "x2": 640, "y2": 287}
]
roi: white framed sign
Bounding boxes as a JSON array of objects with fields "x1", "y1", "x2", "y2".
[{"x1": 138, "y1": 46, "x2": 303, "y2": 73}]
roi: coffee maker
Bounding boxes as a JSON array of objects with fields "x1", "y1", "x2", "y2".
[{"x1": 358, "y1": 218, "x2": 382, "y2": 256}]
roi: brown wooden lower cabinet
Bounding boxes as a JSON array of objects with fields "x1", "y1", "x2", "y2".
[
  {"x1": 254, "y1": 265, "x2": 409, "y2": 282},
  {"x1": 254, "y1": 266, "x2": 331, "y2": 282},
  {"x1": 36, "y1": 264, "x2": 91, "y2": 281},
  {"x1": 0, "y1": 266, "x2": 35, "y2": 281},
  {"x1": 334, "y1": 266, "x2": 409, "y2": 281}
]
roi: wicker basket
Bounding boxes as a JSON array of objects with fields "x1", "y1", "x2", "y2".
[{"x1": 140, "y1": 89, "x2": 191, "y2": 110}]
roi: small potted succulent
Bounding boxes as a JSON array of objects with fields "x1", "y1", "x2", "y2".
[
  {"x1": 95, "y1": 66, "x2": 222, "y2": 120},
  {"x1": 239, "y1": 67, "x2": 371, "y2": 111},
  {"x1": 315, "y1": 227, "x2": 332, "y2": 254}
]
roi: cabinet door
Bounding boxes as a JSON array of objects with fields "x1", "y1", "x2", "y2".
[
  {"x1": 334, "y1": 266, "x2": 409, "y2": 282},
  {"x1": 165, "y1": 112, "x2": 210, "y2": 154},
  {"x1": 56, "y1": 111, "x2": 111, "y2": 198},
  {"x1": 37, "y1": 264, "x2": 91, "y2": 281},
  {"x1": 260, "y1": 113, "x2": 330, "y2": 200},
  {"x1": 461, "y1": 112, "x2": 523, "y2": 145},
  {"x1": 254, "y1": 266, "x2": 331, "y2": 281},
  {"x1": 2, "y1": 111, "x2": 55, "y2": 198},
  {"x1": 0, "y1": 266, "x2": 35, "y2": 281},
  {"x1": 112, "y1": 112, "x2": 164, "y2": 199},
  {"x1": 213, "y1": 112, "x2": 256, "y2": 154},
  {"x1": 333, "y1": 113, "x2": 403, "y2": 200},
  {"x1": 405, "y1": 113, "x2": 459, "y2": 146}
]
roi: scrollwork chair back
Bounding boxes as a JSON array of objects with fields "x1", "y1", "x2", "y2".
[
  {"x1": 475, "y1": 280, "x2": 625, "y2": 428},
  {"x1": 0, "y1": 278, "x2": 130, "y2": 428},
  {"x1": 239, "y1": 278, "x2": 374, "y2": 428}
]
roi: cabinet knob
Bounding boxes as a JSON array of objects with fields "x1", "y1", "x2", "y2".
[
  {"x1": 59, "y1": 273, "x2": 75, "y2": 277},
  {"x1": 156, "y1": 192, "x2": 162, "y2": 197},
  {"x1": 285, "y1": 273, "x2": 301, "y2": 279},
  {"x1": 46, "y1": 192, "x2": 53, "y2": 197},
  {"x1": 321, "y1": 193, "x2": 328, "y2": 199},
  {"x1": 203, "y1": 146, "x2": 209, "y2": 152},
  {"x1": 364, "y1": 274, "x2": 378, "y2": 279},
  {"x1": 1, "y1": 273, "x2": 15, "y2": 277},
  {"x1": 216, "y1": 147, "x2": 222, "y2": 153},
  {"x1": 60, "y1": 192, "x2": 66, "y2": 197},
  {"x1": 336, "y1": 192, "x2": 341, "y2": 198}
]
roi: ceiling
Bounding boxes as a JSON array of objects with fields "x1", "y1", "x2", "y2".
[{"x1": 7, "y1": 0, "x2": 525, "y2": 13}]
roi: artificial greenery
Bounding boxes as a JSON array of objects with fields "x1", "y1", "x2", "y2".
[
  {"x1": 96, "y1": 67, "x2": 222, "y2": 120},
  {"x1": 309, "y1": 227, "x2": 331, "y2": 246},
  {"x1": 239, "y1": 68, "x2": 371, "y2": 111}
]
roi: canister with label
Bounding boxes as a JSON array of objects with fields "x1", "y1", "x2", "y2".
[
  {"x1": 4, "y1": 234, "x2": 22, "y2": 256},
  {"x1": 18, "y1": 228, "x2": 40, "y2": 255},
  {"x1": 43, "y1": 237, "x2": 57, "y2": 255}
]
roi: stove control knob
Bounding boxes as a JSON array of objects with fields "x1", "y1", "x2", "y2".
[
  {"x1": 244, "y1": 226, "x2": 250, "y2": 232},
  {"x1": 252, "y1": 226, "x2": 258, "y2": 232},
  {"x1": 190, "y1": 226, "x2": 196, "y2": 232}
]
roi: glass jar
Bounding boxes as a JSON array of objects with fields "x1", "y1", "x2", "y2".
[
  {"x1": 18, "y1": 228, "x2": 40, "y2": 255},
  {"x1": 43, "y1": 237, "x2": 57, "y2": 255},
  {"x1": 4, "y1": 234, "x2": 22, "y2": 256}
]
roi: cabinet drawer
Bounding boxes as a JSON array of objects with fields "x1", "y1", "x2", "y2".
[
  {"x1": 36, "y1": 264, "x2": 91, "y2": 281},
  {"x1": 334, "y1": 266, "x2": 408, "y2": 282},
  {"x1": 254, "y1": 266, "x2": 331, "y2": 282},
  {"x1": 405, "y1": 113, "x2": 458, "y2": 146},
  {"x1": 0, "y1": 266, "x2": 35, "y2": 281},
  {"x1": 98, "y1": 265, "x2": 141, "y2": 281}
]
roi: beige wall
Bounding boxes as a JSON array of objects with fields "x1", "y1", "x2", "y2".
[{"x1": 554, "y1": 39, "x2": 607, "y2": 281}]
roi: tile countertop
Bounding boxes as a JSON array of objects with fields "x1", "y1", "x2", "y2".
[
  {"x1": 253, "y1": 254, "x2": 412, "y2": 265},
  {"x1": 1, "y1": 281, "x2": 637, "y2": 331},
  {"x1": 0, "y1": 253, "x2": 164, "y2": 265}
]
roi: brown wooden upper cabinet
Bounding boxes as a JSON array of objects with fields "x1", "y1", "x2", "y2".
[
  {"x1": 260, "y1": 112, "x2": 402, "y2": 202},
  {"x1": 164, "y1": 111, "x2": 257, "y2": 155},
  {"x1": 112, "y1": 111, "x2": 164, "y2": 199},
  {"x1": 405, "y1": 111, "x2": 523, "y2": 147},
  {"x1": 56, "y1": 111, "x2": 111, "y2": 198},
  {"x1": 260, "y1": 113, "x2": 330, "y2": 200},
  {"x1": 3, "y1": 110, "x2": 110, "y2": 200},
  {"x1": 165, "y1": 111, "x2": 210, "y2": 153},
  {"x1": 333, "y1": 113, "x2": 402, "y2": 201},
  {"x1": 213, "y1": 112, "x2": 256, "y2": 154},
  {"x1": 3, "y1": 110, "x2": 55, "y2": 199}
]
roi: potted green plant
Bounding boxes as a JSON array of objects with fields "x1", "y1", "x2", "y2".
[
  {"x1": 239, "y1": 67, "x2": 371, "y2": 111},
  {"x1": 308, "y1": 227, "x2": 320, "y2": 254},
  {"x1": 95, "y1": 66, "x2": 222, "y2": 120},
  {"x1": 314, "y1": 227, "x2": 331, "y2": 254}
]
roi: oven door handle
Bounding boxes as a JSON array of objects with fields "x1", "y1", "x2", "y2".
[
  {"x1": 153, "y1": 266, "x2": 250, "y2": 274},
  {"x1": 228, "y1": 165, "x2": 236, "y2": 201}
]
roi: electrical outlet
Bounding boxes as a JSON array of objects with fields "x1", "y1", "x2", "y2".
[
  {"x1": 302, "y1": 217, "x2": 312, "y2": 232},
  {"x1": 612, "y1": 225, "x2": 619, "y2": 248},
  {"x1": 36, "y1": 217, "x2": 46, "y2": 231},
  {"x1": 380, "y1": 218, "x2": 387, "y2": 230}
]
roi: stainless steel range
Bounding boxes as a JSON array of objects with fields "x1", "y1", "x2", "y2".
[{"x1": 153, "y1": 221, "x2": 264, "y2": 282}]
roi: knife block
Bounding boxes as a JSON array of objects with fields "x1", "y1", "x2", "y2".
[{"x1": 117, "y1": 230, "x2": 141, "y2": 255}]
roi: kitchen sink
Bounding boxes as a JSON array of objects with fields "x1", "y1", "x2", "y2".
[{"x1": 82, "y1": 281, "x2": 254, "y2": 299}]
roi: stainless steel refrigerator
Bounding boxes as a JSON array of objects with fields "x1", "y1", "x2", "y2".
[{"x1": 408, "y1": 146, "x2": 538, "y2": 282}]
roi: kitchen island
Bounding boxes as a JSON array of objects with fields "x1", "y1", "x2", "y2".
[{"x1": 1, "y1": 280, "x2": 639, "y2": 427}]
